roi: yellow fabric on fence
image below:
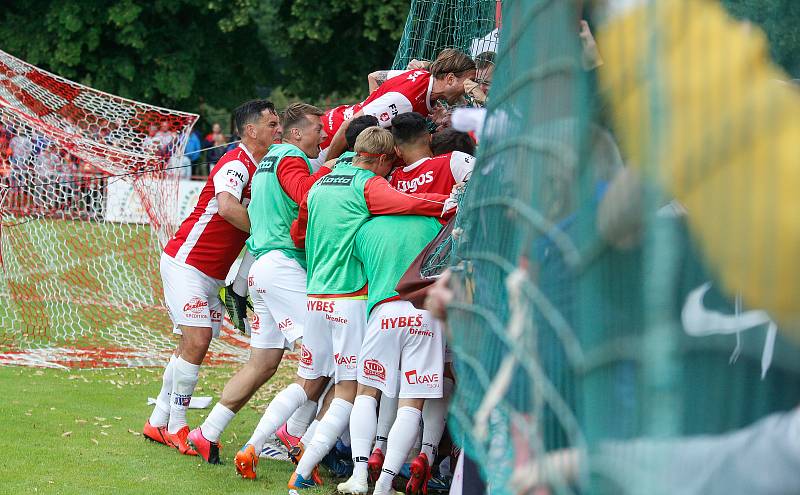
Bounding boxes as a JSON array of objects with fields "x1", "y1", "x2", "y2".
[{"x1": 598, "y1": 0, "x2": 800, "y2": 332}]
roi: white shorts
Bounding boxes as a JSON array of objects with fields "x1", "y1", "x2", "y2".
[
  {"x1": 160, "y1": 253, "x2": 224, "y2": 337},
  {"x1": 357, "y1": 300, "x2": 444, "y2": 399},
  {"x1": 297, "y1": 297, "x2": 367, "y2": 383},
  {"x1": 248, "y1": 250, "x2": 307, "y2": 350}
]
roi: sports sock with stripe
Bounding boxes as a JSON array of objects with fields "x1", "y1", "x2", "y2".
[
  {"x1": 374, "y1": 392, "x2": 398, "y2": 452},
  {"x1": 349, "y1": 395, "x2": 378, "y2": 479},
  {"x1": 420, "y1": 377, "x2": 454, "y2": 465},
  {"x1": 374, "y1": 406, "x2": 422, "y2": 494},
  {"x1": 148, "y1": 354, "x2": 177, "y2": 427},
  {"x1": 168, "y1": 357, "x2": 200, "y2": 434}
]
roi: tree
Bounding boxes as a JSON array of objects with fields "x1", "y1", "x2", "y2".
[{"x1": 0, "y1": 0, "x2": 410, "y2": 114}]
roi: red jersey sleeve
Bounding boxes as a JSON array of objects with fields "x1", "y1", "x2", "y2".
[
  {"x1": 277, "y1": 156, "x2": 331, "y2": 204},
  {"x1": 364, "y1": 176, "x2": 448, "y2": 217},
  {"x1": 290, "y1": 193, "x2": 309, "y2": 249}
]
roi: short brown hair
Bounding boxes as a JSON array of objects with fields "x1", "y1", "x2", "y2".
[
  {"x1": 475, "y1": 51, "x2": 495, "y2": 70},
  {"x1": 430, "y1": 49, "x2": 476, "y2": 79},
  {"x1": 353, "y1": 127, "x2": 395, "y2": 164},
  {"x1": 281, "y1": 102, "x2": 324, "y2": 131}
]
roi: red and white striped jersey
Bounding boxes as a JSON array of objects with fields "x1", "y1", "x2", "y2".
[
  {"x1": 389, "y1": 151, "x2": 474, "y2": 195},
  {"x1": 321, "y1": 70, "x2": 434, "y2": 150},
  {"x1": 163, "y1": 144, "x2": 257, "y2": 280}
]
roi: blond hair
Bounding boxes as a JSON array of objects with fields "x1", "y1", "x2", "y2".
[
  {"x1": 353, "y1": 126, "x2": 395, "y2": 164},
  {"x1": 430, "y1": 49, "x2": 476, "y2": 79},
  {"x1": 281, "y1": 102, "x2": 324, "y2": 131}
]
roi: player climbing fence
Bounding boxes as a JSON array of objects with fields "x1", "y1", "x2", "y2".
[
  {"x1": 0, "y1": 49, "x2": 249, "y2": 368},
  {"x1": 446, "y1": 1, "x2": 800, "y2": 493}
]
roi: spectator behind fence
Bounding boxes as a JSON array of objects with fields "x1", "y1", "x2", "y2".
[{"x1": 206, "y1": 132, "x2": 227, "y2": 167}]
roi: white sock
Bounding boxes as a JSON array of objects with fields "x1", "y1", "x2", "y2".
[
  {"x1": 200, "y1": 403, "x2": 235, "y2": 443},
  {"x1": 350, "y1": 395, "x2": 378, "y2": 479},
  {"x1": 148, "y1": 354, "x2": 177, "y2": 427},
  {"x1": 286, "y1": 399, "x2": 317, "y2": 438},
  {"x1": 420, "y1": 377, "x2": 453, "y2": 465},
  {"x1": 374, "y1": 406, "x2": 422, "y2": 494},
  {"x1": 300, "y1": 419, "x2": 319, "y2": 446},
  {"x1": 295, "y1": 398, "x2": 353, "y2": 479},
  {"x1": 340, "y1": 428, "x2": 351, "y2": 447},
  {"x1": 167, "y1": 357, "x2": 200, "y2": 434},
  {"x1": 231, "y1": 251, "x2": 255, "y2": 296},
  {"x1": 375, "y1": 393, "x2": 398, "y2": 452},
  {"x1": 247, "y1": 382, "x2": 307, "y2": 452}
]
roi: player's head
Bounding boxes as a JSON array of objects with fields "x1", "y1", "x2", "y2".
[
  {"x1": 353, "y1": 126, "x2": 396, "y2": 177},
  {"x1": 431, "y1": 128, "x2": 475, "y2": 156},
  {"x1": 391, "y1": 112, "x2": 431, "y2": 164},
  {"x1": 281, "y1": 102, "x2": 326, "y2": 158},
  {"x1": 430, "y1": 49, "x2": 476, "y2": 104},
  {"x1": 475, "y1": 51, "x2": 495, "y2": 96},
  {"x1": 345, "y1": 115, "x2": 379, "y2": 151},
  {"x1": 234, "y1": 99, "x2": 280, "y2": 151}
]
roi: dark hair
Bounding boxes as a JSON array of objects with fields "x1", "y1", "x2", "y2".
[
  {"x1": 281, "y1": 102, "x2": 324, "y2": 131},
  {"x1": 429, "y1": 49, "x2": 476, "y2": 79},
  {"x1": 346, "y1": 115, "x2": 379, "y2": 150},
  {"x1": 475, "y1": 51, "x2": 496, "y2": 70},
  {"x1": 390, "y1": 112, "x2": 429, "y2": 146},
  {"x1": 431, "y1": 128, "x2": 475, "y2": 155},
  {"x1": 233, "y1": 99, "x2": 276, "y2": 135}
]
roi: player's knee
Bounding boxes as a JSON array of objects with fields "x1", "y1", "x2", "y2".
[{"x1": 357, "y1": 384, "x2": 381, "y2": 399}]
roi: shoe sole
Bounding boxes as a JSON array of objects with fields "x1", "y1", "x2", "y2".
[{"x1": 235, "y1": 451, "x2": 257, "y2": 479}]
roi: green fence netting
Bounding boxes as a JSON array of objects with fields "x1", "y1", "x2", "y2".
[
  {"x1": 442, "y1": 1, "x2": 800, "y2": 493},
  {"x1": 392, "y1": 0, "x2": 501, "y2": 69}
]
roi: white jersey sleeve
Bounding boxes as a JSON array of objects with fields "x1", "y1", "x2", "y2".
[
  {"x1": 449, "y1": 151, "x2": 475, "y2": 183},
  {"x1": 360, "y1": 92, "x2": 414, "y2": 128},
  {"x1": 385, "y1": 70, "x2": 408, "y2": 81},
  {"x1": 213, "y1": 160, "x2": 250, "y2": 201}
]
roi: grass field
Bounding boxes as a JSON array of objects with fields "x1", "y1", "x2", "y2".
[{"x1": 0, "y1": 361, "x2": 334, "y2": 495}]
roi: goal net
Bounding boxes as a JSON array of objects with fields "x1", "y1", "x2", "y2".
[{"x1": 0, "y1": 49, "x2": 249, "y2": 368}]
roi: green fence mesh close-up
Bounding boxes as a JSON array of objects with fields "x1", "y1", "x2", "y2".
[{"x1": 407, "y1": 0, "x2": 800, "y2": 493}]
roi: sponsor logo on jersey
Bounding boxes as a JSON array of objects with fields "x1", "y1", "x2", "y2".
[
  {"x1": 404, "y1": 369, "x2": 440, "y2": 387},
  {"x1": 380, "y1": 314, "x2": 424, "y2": 330},
  {"x1": 256, "y1": 155, "x2": 278, "y2": 175},
  {"x1": 226, "y1": 169, "x2": 245, "y2": 182},
  {"x1": 307, "y1": 300, "x2": 336, "y2": 313},
  {"x1": 319, "y1": 174, "x2": 354, "y2": 186},
  {"x1": 363, "y1": 359, "x2": 386, "y2": 381},
  {"x1": 407, "y1": 70, "x2": 425, "y2": 82},
  {"x1": 380, "y1": 112, "x2": 390, "y2": 122},
  {"x1": 300, "y1": 344, "x2": 313, "y2": 366},
  {"x1": 183, "y1": 297, "x2": 209, "y2": 318},
  {"x1": 335, "y1": 353, "x2": 357, "y2": 368},
  {"x1": 395, "y1": 171, "x2": 434, "y2": 193},
  {"x1": 251, "y1": 313, "x2": 261, "y2": 332},
  {"x1": 409, "y1": 327, "x2": 434, "y2": 337}
]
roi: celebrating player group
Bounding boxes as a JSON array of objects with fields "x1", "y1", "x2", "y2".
[{"x1": 144, "y1": 48, "x2": 484, "y2": 495}]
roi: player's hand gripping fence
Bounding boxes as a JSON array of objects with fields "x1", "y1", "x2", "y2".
[
  {"x1": 444, "y1": 1, "x2": 800, "y2": 494},
  {"x1": 0, "y1": 49, "x2": 248, "y2": 367}
]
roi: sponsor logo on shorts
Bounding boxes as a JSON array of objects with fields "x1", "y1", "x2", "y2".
[
  {"x1": 335, "y1": 353, "x2": 357, "y2": 369},
  {"x1": 308, "y1": 300, "x2": 336, "y2": 313},
  {"x1": 405, "y1": 369, "x2": 440, "y2": 388},
  {"x1": 396, "y1": 171, "x2": 434, "y2": 193},
  {"x1": 380, "y1": 315, "x2": 424, "y2": 330},
  {"x1": 300, "y1": 344, "x2": 313, "y2": 366},
  {"x1": 210, "y1": 309, "x2": 222, "y2": 323},
  {"x1": 248, "y1": 276, "x2": 254, "y2": 287},
  {"x1": 363, "y1": 359, "x2": 386, "y2": 382},
  {"x1": 183, "y1": 297, "x2": 208, "y2": 319},
  {"x1": 325, "y1": 313, "x2": 348, "y2": 325},
  {"x1": 278, "y1": 318, "x2": 293, "y2": 331},
  {"x1": 251, "y1": 313, "x2": 261, "y2": 332}
]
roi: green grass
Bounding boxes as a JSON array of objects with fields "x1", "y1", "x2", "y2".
[{"x1": 0, "y1": 361, "x2": 334, "y2": 495}]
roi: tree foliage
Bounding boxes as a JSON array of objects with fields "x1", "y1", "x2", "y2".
[{"x1": 0, "y1": 0, "x2": 409, "y2": 114}]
